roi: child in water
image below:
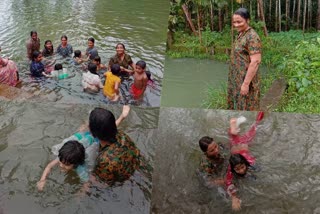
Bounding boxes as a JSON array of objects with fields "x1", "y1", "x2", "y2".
[
  {"x1": 82, "y1": 63, "x2": 103, "y2": 93},
  {"x1": 130, "y1": 60, "x2": 148, "y2": 100},
  {"x1": 30, "y1": 51, "x2": 47, "y2": 77},
  {"x1": 103, "y1": 64, "x2": 121, "y2": 101},
  {"x1": 225, "y1": 111, "x2": 264, "y2": 211},
  {"x1": 73, "y1": 50, "x2": 88, "y2": 65},
  {"x1": 93, "y1": 56, "x2": 107, "y2": 71},
  {"x1": 42, "y1": 40, "x2": 54, "y2": 57},
  {"x1": 37, "y1": 105, "x2": 131, "y2": 192},
  {"x1": 198, "y1": 136, "x2": 227, "y2": 186}
]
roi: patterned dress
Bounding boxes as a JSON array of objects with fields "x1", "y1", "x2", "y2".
[
  {"x1": 227, "y1": 27, "x2": 262, "y2": 111},
  {"x1": 0, "y1": 58, "x2": 19, "y2": 86},
  {"x1": 108, "y1": 53, "x2": 133, "y2": 80},
  {"x1": 56, "y1": 44, "x2": 73, "y2": 57},
  {"x1": 94, "y1": 130, "x2": 140, "y2": 184}
]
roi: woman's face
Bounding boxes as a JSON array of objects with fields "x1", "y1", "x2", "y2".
[
  {"x1": 116, "y1": 44, "x2": 125, "y2": 55},
  {"x1": 61, "y1": 37, "x2": 67, "y2": 46},
  {"x1": 45, "y1": 42, "x2": 53, "y2": 50},
  {"x1": 232, "y1": 14, "x2": 249, "y2": 33},
  {"x1": 88, "y1": 40, "x2": 94, "y2": 49},
  {"x1": 206, "y1": 142, "x2": 219, "y2": 158}
]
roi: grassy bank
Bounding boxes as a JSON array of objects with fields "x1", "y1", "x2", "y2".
[{"x1": 167, "y1": 29, "x2": 320, "y2": 113}]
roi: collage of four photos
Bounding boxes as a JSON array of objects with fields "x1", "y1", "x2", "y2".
[{"x1": 0, "y1": 0, "x2": 320, "y2": 213}]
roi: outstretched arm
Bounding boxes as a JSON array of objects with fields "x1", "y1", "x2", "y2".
[
  {"x1": 116, "y1": 105, "x2": 130, "y2": 127},
  {"x1": 37, "y1": 159, "x2": 59, "y2": 191},
  {"x1": 225, "y1": 165, "x2": 241, "y2": 211}
]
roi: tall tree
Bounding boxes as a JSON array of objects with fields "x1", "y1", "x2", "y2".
[
  {"x1": 258, "y1": 0, "x2": 268, "y2": 36},
  {"x1": 318, "y1": 0, "x2": 320, "y2": 30},
  {"x1": 182, "y1": 3, "x2": 198, "y2": 35},
  {"x1": 279, "y1": 0, "x2": 281, "y2": 31},
  {"x1": 286, "y1": 0, "x2": 290, "y2": 31},
  {"x1": 297, "y1": 0, "x2": 301, "y2": 28},
  {"x1": 303, "y1": 0, "x2": 307, "y2": 32}
]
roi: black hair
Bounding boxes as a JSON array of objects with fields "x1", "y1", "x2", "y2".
[
  {"x1": 136, "y1": 60, "x2": 146, "y2": 69},
  {"x1": 30, "y1": 31, "x2": 37, "y2": 37},
  {"x1": 94, "y1": 56, "x2": 101, "y2": 64},
  {"x1": 44, "y1": 40, "x2": 52, "y2": 47},
  {"x1": 234, "y1": 8, "x2": 250, "y2": 20},
  {"x1": 88, "y1": 63, "x2": 98, "y2": 75},
  {"x1": 111, "y1": 64, "x2": 121, "y2": 76},
  {"x1": 32, "y1": 51, "x2": 41, "y2": 60},
  {"x1": 229, "y1": 154, "x2": 250, "y2": 176},
  {"x1": 88, "y1": 37, "x2": 95, "y2": 43},
  {"x1": 145, "y1": 70, "x2": 152, "y2": 81},
  {"x1": 199, "y1": 136, "x2": 214, "y2": 152},
  {"x1": 61, "y1": 35, "x2": 68, "y2": 40},
  {"x1": 89, "y1": 108, "x2": 117, "y2": 142},
  {"x1": 74, "y1": 50, "x2": 81, "y2": 58},
  {"x1": 58, "y1": 141, "x2": 85, "y2": 167},
  {"x1": 54, "y1": 63, "x2": 63, "y2": 70},
  {"x1": 116, "y1": 43, "x2": 125, "y2": 50}
]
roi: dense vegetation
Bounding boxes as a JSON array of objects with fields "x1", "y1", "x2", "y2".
[{"x1": 167, "y1": 0, "x2": 320, "y2": 113}]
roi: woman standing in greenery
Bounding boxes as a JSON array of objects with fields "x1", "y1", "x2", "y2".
[{"x1": 227, "y1": 8, "x2": 262, "y2": 111}]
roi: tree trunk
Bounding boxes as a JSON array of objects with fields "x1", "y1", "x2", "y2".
[
  {"x1": 258, "y1": 0, "x2": 268, "y2": 36},
  {"x1": 279, "y1": 0, "x2": 281, "y2": 32},
  {"x1": 182, "y1": 3, "x2": 198, "y2": 36},
  {"x1": 275, "y1": 0, "x2": 278, "y2": 31},
  {"x1": 297, "y1": 0, "x2": 301, "y2": 29},
  {"x1": 218, "y1": 8, "x2": 222, "y2": 32},
  {"x1": 197, "y1": 7, "x2": 202, "y2": 44},
  {"x1": 292, "y1": 0, "x2": 296, "y2": 25},
  {"x1": 210, "y1": 1, "x2": 214, "y2": 31},
  {"x1": 318, "y1": 0, "x2": 320, "y2": 30},
  {"x1": 303, "y1": 0, "x2": 307, "y2": 32},
  {"x1": 269, "y1": 0, "x2": 272, "y2": 26},
  {"x1": 286, "y1": 0, "x2": 289, "y2": 31},
  {"x1": 308, "y1": 0, "x2": 311, "y2": 30}
]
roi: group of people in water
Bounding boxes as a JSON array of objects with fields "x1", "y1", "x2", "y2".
[{"x1": 1, "y1": 31, "x2": 151, "y2": 102}]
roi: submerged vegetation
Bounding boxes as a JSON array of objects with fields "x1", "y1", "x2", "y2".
[{"x1": 167, "y1": 0, "x2": 320, "y2": 113}]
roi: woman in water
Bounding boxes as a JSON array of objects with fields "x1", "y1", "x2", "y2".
[
  {"x1": 56, "y1": 35, "x2": 73, "y2": 57},
  {"x1": 0, "y1": 56, "x2": 19, "y2": 86}
]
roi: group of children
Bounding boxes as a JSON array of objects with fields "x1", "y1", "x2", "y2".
[
  {"x1": 28, "y1": 32, "x2": 150, "y2": 102},
  {"x1": 199, "y1": 111, "x2": 264, "y2": 211}
]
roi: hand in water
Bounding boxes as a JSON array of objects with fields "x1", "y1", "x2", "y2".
[
  {"x1": 37, "y1": 180, "x2": 46, "y2": 191},
  {"x1": 232, "y1": 196, "x2": 241, "y2": 211},
  {"x1": 121, "y1": 105, "x2": 130, "y2": 118}
]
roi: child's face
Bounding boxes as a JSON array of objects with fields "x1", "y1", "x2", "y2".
[
  {"x1": 234, "y1": 163, "x2": 247, "y2": 175},
  {"x1": 59, "y1": 161, "x2": 74, "y2": 172},
  {"x1": 35, "y1": 54, "x2": 43, "y2": 62},
  {"x1": 136, "y1": 65, "x2": 145, "y2": 74},
  {"x1": 45, "y1": 42, "x2": 53, "y2": 50},
  {"x1": 88, "y1": 41, "x2": 94, "y2": 48},
  {"x1": 206, "y1": 142, "x2": 219, "y2": 158}
]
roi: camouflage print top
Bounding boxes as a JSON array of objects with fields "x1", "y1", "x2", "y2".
[
  {"x1": 94, "y1": 130, "x2": 140, "y2": 184},
  {"x1": 227, "y1": 27, "x2": 262, "y2": 111},
  {"x1": 199, "y1": 143, "x2": 227, "y2": 177},
  {"x1": 108, "y1": 53, "x2": 133, "y2": 79}
]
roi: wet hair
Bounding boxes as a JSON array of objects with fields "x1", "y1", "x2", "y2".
[
  {"x1": 74, "y1": 50, "x2": 81, "y2": 58},
  {"x1": 111, "y1": 64, "x2": 121, "y2": 76},
  {"x1": 54, "y1": 63, "x2": 63, "y2": 70},
  {"x1": 58, "y1": 141, "x2": 85, "y2": 167},
  {"x1": 88, "y1": 37, "x2": 95, "y2": 43},
  {"x1": 229, "y1": 154, "x2": 251, "y2": 176},
  {"x1": 89, "y1": 108, "x2": 117, "y2": 142},
  {"x1": 199, "y1": 136, "x2": 214, "y2": 152},
  {"x1": 61, "y1": 35, "x2": 68, "y2": 41},
  {"x1": 145, "y1": 70, "x2": 152, "y2": 81},
  {"x1": 30, "y1": 31, "x2": 37, "y2": 37},
  {"x1": 32, "y1": 51, "x2": 41, "y2": 60},
  {"x1": 94, "y1": 56, "x2": 101, "y2": 64},
  {"x1": 88, "y1": 63, "x2": 98, "y2": 75},
  {"x1": 116, "y1": 43, "x2": 125, "y2": 50},
  {"x1": 136, "y1": 60, "x2": 146, "y2": 69},
  {"x1": 234, "y1": 8, "x2": 250, "y2": 20}
]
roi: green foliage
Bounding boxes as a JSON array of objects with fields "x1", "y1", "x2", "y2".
[{"x1": 201, "y1": 83, "x2": 228, "y2": 109}]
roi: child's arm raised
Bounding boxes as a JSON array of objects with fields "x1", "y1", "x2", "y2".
[{"x1": 37, "y1": 159, "x2": 59, "y2": 191}]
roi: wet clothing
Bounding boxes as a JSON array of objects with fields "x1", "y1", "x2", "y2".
[
  {"x1": 130, "y1": 84, "x2": 144, "y2": 100},
  {"x1": 108, "y1": 53, "x2": 133, "y2": 79},
  {"x1": 227, "y1": 27, "x2": 262, "y2": 111},
  {"x1": 103, "y1": 71, "x2": 121, "y2": 99},
  {"x1": 199, "y1": 143, "x2": 227, "y2": 176},
  {"x1": 0, "y1": 58, "x2": 19, "y2": 86},
  {"x1": 94, "y1": 130, "x2": 140, "y2": 184},
  {"x1": 52, "y1": 131, "x2": 99, "y2": 182},
  {"x1": 30, "y1": 61, "x2": 45, "y2": 77},
  {"x1": 42, "y1": 47, "x2": 54, "y2": 57},
  {"x1": 56, "y1": 44, "x2": 73, "y2": 57},
  {"x1": 26, "y1": 38, "x2": 40, "y2": 60},
  {"x1": 82, "y1": 72, "x2": 102, "y2": 92},
  {"x1": 86, "y1": 47, "x2": 98, "y2": 60},
  {"x1": 225, "y1": 112, "x2": 264, "y2": 196}
]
